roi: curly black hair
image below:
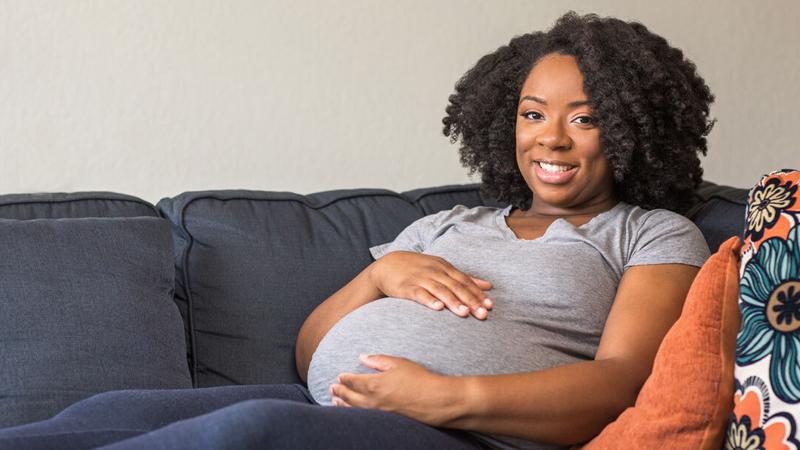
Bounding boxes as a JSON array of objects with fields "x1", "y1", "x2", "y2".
[{"x1": 442, "y1": 12, "x2": 715, "y2": 213}]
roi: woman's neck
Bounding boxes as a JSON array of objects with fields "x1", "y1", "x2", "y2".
[{"x1": 521, "y1": 194, "x2": 619, "y2": 219}]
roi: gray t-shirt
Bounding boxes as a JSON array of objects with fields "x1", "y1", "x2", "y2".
[{"x1": 307, "y1": 202, "x2": 710, "y2": 450}]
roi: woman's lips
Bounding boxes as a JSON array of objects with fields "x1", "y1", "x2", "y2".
[{"x1": 533, "y1": 161, "x2": 578, "y2": 184}]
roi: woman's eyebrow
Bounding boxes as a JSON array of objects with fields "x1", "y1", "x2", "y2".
[
  {"x1": 518, "y1": 95, "x2": 590, "y2": 108},
  {"x1": 519, "y1": 95, "x2": 547, "y2": 105}
]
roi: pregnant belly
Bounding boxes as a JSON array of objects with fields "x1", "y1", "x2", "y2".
[{"x1": 306, "y1": 297, "x2": 572, "y2": 405}]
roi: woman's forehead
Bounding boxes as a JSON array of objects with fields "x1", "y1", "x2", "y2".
[{"x1": 520, "y1": 53, "x2": 588, "y2": 102}]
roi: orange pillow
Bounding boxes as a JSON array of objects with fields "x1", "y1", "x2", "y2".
[{"x1": 580, "y1": 235, "x2": 741, "y2": 450}]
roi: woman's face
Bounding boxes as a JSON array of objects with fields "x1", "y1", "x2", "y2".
[{"x1": 515, "y1": 53, "x2": 615, "y2": 213}]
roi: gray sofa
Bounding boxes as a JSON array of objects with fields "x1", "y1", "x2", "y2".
[{"x1": 0, "y1": 181, "x2": 748, "y2": 445}]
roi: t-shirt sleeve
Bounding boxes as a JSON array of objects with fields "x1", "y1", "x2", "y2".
[
  {"x1": 624, "y1": 209, "x2": 711, "y2": 270},
  {"x1": 368, "y1": 206, "x2": 467, "y2": 260}
]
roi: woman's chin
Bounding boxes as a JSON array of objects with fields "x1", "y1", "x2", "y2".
[{"x1": 529, "y1": 184, "x2": 582, "y2": 209}]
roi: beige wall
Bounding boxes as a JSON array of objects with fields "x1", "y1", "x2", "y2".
[{"x1": 1, "y1": 0, "x2": 798, "y2": 202}]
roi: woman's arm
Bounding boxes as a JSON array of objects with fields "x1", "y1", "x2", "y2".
[{"x1": 332, "y1": 263, "x2": 699, "y2": 445}]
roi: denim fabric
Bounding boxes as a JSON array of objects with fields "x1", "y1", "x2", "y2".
[
  {"x1": 0, "y1": 385, "x2": 485, "y2": 450},
  {"x1": 0, "y1": 217, "x2": 191, "y2": 427}
]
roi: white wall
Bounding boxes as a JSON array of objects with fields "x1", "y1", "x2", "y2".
[{"x1": 1, "y1": 0, "x2": 798, "y2": 203}]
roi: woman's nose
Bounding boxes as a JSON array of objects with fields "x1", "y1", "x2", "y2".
[{"x1": 536, "y1": 120, "x2": 572, "y2": 150}]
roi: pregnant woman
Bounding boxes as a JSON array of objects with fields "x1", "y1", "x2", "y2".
[
  {"x1": 0, "y1": 11, "x2": 715, "y2": 450},
  {"x1": 297, "y1": 10, "x2": 712, "y2": 448},
  {"x1": 295, "y1": 11, "x2": 712, "y2": 450}
]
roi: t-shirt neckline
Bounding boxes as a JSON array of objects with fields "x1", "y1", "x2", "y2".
[{"x1": 496, "y1": 201, "x2": 625, "y2": 241}]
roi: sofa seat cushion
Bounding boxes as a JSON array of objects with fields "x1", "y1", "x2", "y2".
[{"x1": 0, "y1": 217, "x2": 192, "y2": 427}]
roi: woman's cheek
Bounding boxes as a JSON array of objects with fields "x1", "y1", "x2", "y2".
[{"x1": 515, "y1": 128, "x2": 537, "y2": 154}]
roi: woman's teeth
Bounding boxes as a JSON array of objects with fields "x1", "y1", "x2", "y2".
[{"x1": 538, "y1": 162, "x2": 573, "y2": 173}]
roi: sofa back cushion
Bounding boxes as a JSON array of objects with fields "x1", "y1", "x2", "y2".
[
  {"x1": 159, "y1": 182, "x2": 748, "y2": 387},
  {"x1": 686, "y1": 181, "x2": 749, "y2": 252},
  {"x1": 401, "y1": 184, "x2": 505, "y2": 214},
  {"x1": 157, "y1": 190, "x2": 422, "y2": 387},
  {"x1": 0, "y1": 217, "x2": 192, "y2": 427},
  {"x1": 0, "y1": 192, "x2": 159, "y2": 219}
]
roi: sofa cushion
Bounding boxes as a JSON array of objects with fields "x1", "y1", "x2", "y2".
[
  {"x1": 157, "y1": 189, "x2": 422, "y2": 387},
  {"x1": 0, "y1": 217, "x2": 192, "y2": 427},
  {"x1": 158, "y1": 182, "x2": 749, "y2": 388},
  {"x1": 0, "y1": 192, "x2": 158, "y2": 219},
  {"x1": 401, "y1": 184, "x2": 505, "y2": 214},
  {"x1": 726, "y1": 169, "x2": 800, "y2": 449},
  {"x1": 685, "y1": 181, "x2": 749, "y2": 252}
]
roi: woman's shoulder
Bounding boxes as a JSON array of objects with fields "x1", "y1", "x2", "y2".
[
  {"x1": 607, "y1": 202, "x2": 699, "y2": 232},
  {"x1": 609, "y1": 203, "x2": 710, "y2": 268}
]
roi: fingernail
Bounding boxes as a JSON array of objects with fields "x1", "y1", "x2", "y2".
[
  {"x1": 433, "y1": 301, "x2": 443, "y2": 309},
  {"x1": 483, "y1": 298, "x2": 493, "y2": 308},
  {"x1": 476, "y1": 307, "x2": 487, "y2": 316},
  {"x1": 458, "y1": 304, "x2": 468, "y2": 312}
]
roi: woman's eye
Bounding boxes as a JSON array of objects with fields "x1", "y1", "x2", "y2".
[
  {"x1": 521, "y1": 111, "x2": 543, "y2": 120},
  {"x1": 573, "y1": 115, "x2": 596, "y2": 125}
]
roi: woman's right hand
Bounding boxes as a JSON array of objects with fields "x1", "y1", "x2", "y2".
[{"x1": 368, "y1": 251, "x2": 494, "y2": 319}]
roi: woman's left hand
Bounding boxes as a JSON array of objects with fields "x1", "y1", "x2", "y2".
[{"x1": 330, "y1": 354, "x2": 463, "y2": 427}]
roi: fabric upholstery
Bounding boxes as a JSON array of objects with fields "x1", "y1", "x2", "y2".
[
  {"x1": 0, "y1": 217, "x2": 192, "y2": 427},
  {"x1": 401, "y1": 184, "x2": 505, "y2": 214},
  {"x1": 0, "y1": 192, "x2": 158, "y2": 219},
  {"x1": 157, "y1": 182, "x2": 749, "y2": 388},
  {"x1": 725, "y1": 168, "x2": 800, "y2": 450},
  {"x1": 686, "y1": 181, "x2": 749, "y2": 252},
  {"x1": 0, "y1": 179, "x2": 759, "y2": 448},
  {"x1": 581, "y1": 235, "x2": 741, "y2": 449},
  {"x1": 157, "y1": 189, "x2": 423, "y2": 387}
]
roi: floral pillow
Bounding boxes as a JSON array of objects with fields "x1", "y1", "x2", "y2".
[{"x1": 726, "y1": 168, "x2": 800, "y2": 450}]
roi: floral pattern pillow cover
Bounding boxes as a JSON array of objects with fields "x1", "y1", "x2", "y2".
[{"x1": 726, "y1": 168, "x2": 800, "y2": 450}]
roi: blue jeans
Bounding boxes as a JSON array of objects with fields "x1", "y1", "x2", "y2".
[{"x1": 0, "y1": 384, "x2": 487, "y2": 450}]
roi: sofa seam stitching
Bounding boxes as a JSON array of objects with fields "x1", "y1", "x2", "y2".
[
  {"x1": 178, "y1": 202, "x2": 199, "y2": 388},
  {"x1": 0, "y1": 196, "x2": 159, "y2": 216}
]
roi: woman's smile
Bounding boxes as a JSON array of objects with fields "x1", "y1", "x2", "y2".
[{"x1": 532, "y1": 160, "x2": 579, "y2": 184}]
